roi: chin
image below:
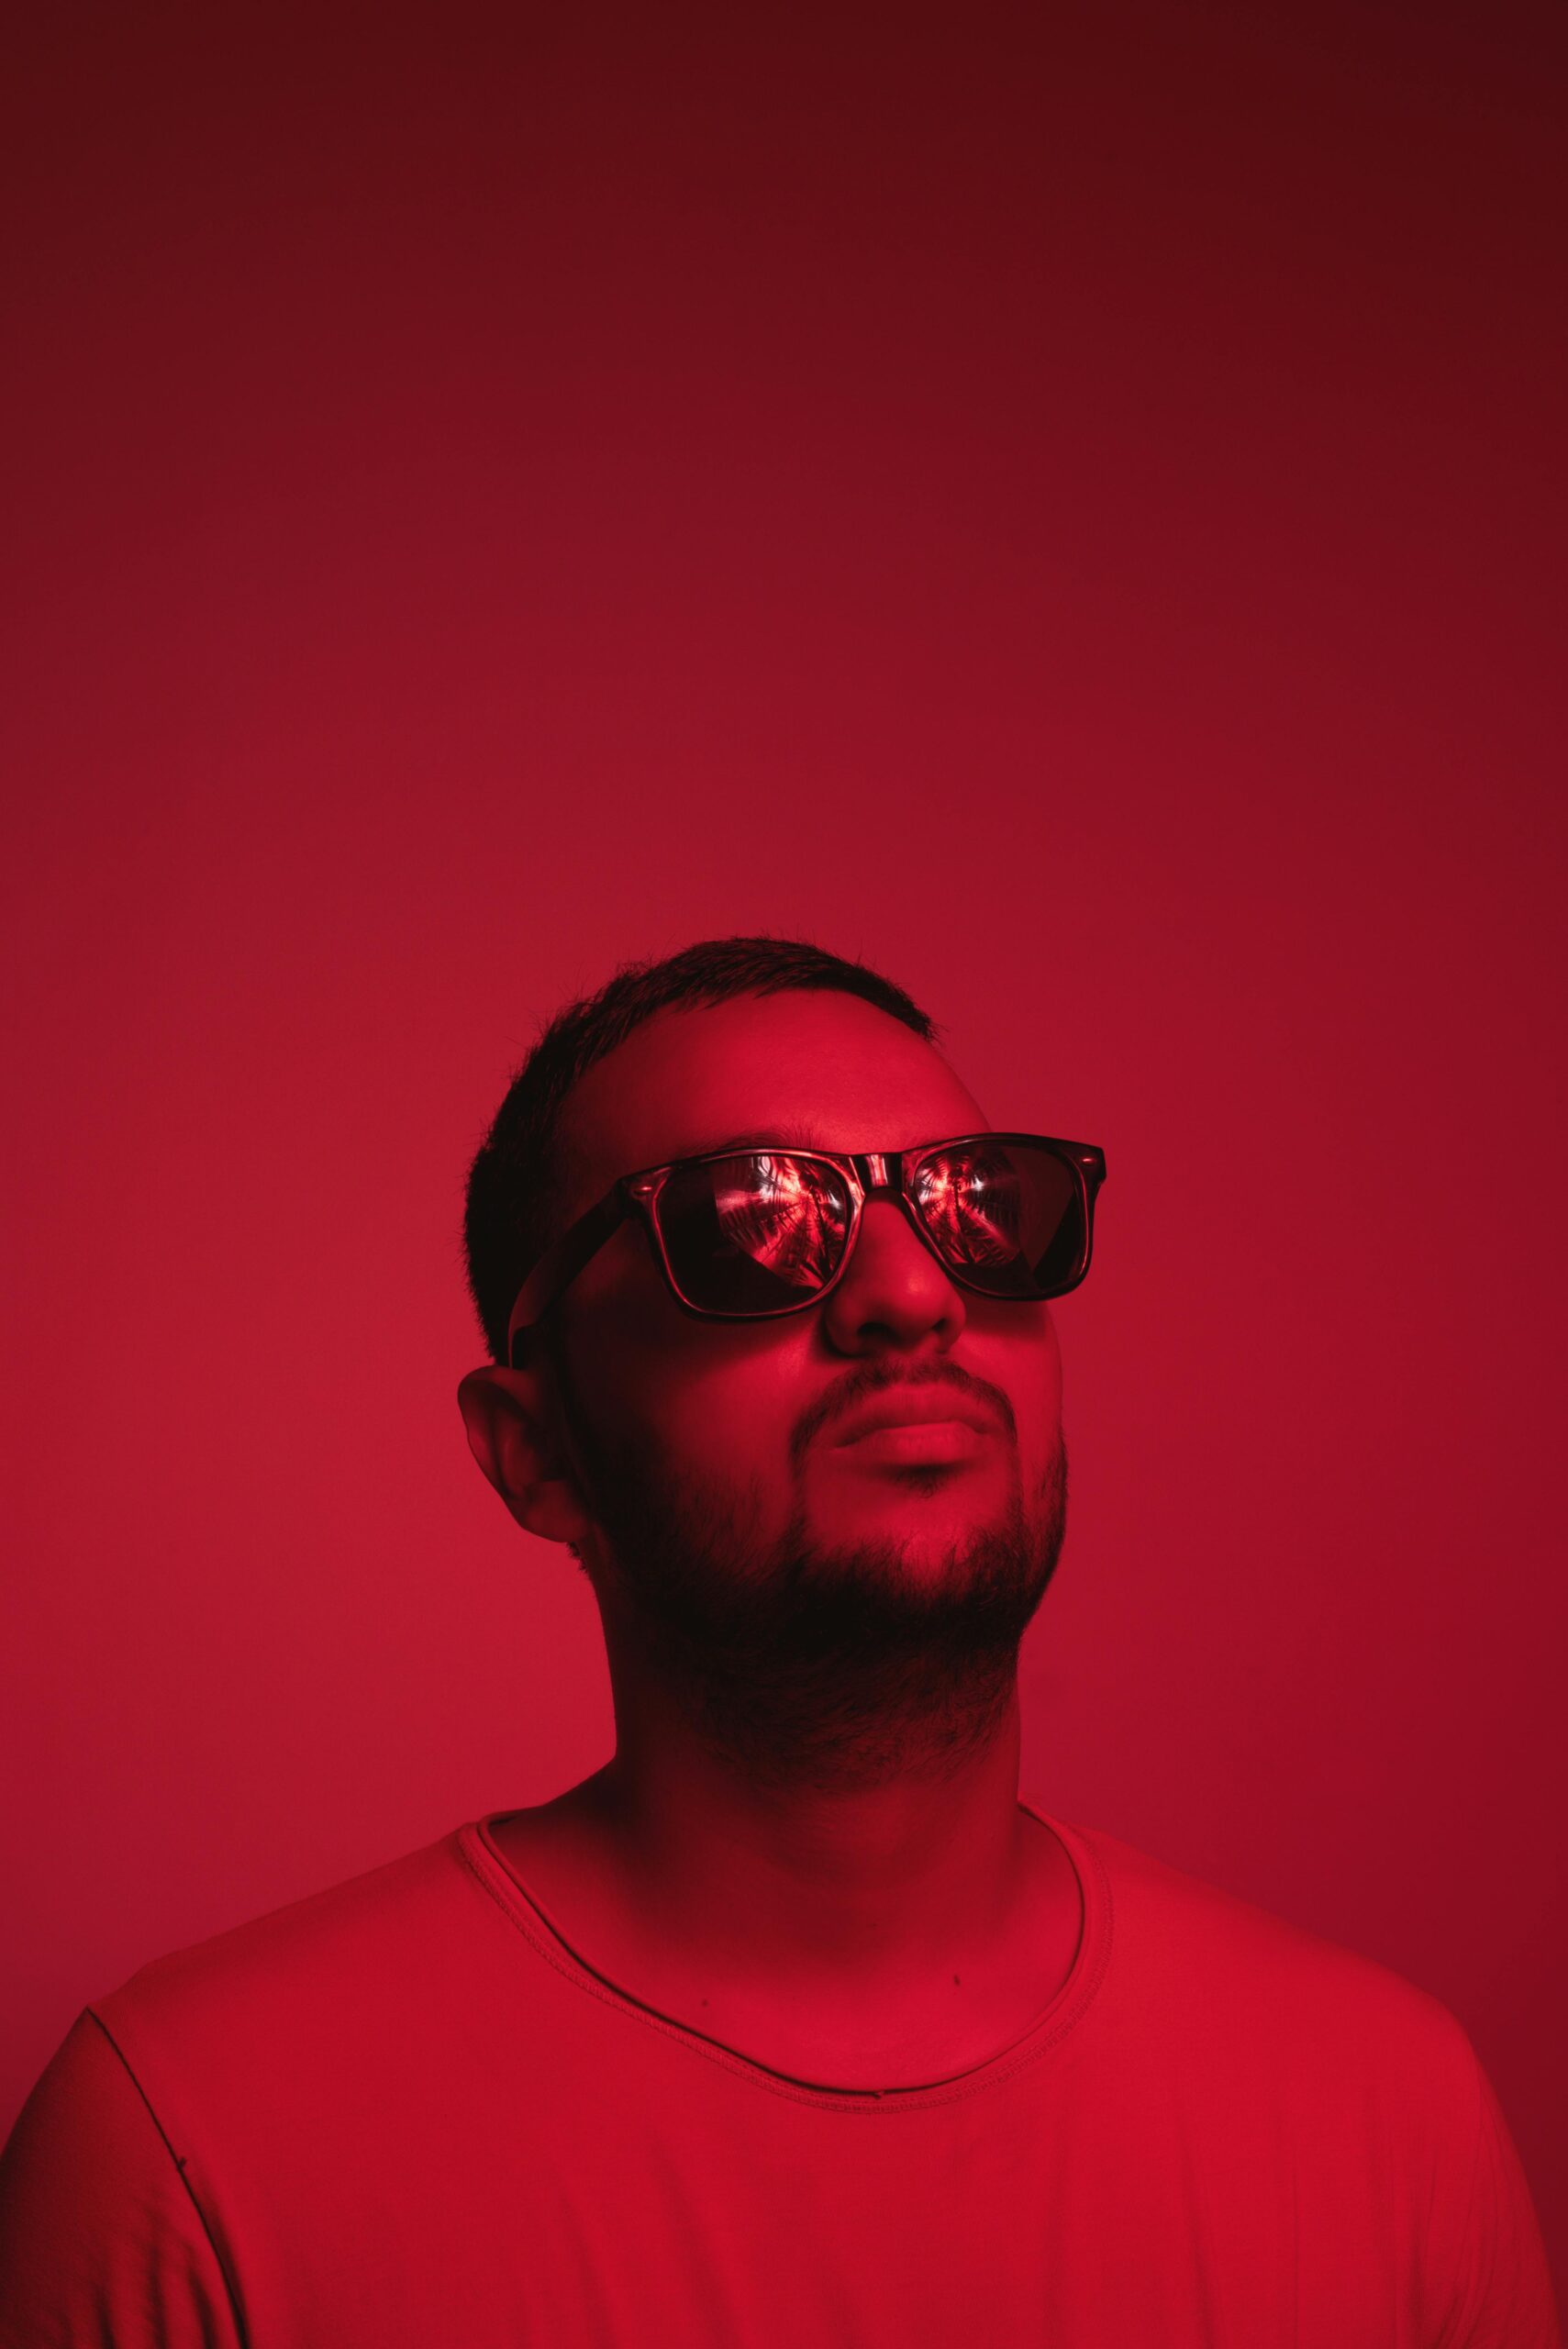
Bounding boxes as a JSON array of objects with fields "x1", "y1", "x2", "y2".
[
  {"x1": 826, "y1": 1451, "x2": 1011, "y2": 1503},
  {"x1": 813, "y1": 1490, "x2": 1020, "y2": 1561}
]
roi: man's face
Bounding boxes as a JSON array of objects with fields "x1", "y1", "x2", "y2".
[{"x1": 539, "y1": 990, "x2": 1067, "y2": 1725}]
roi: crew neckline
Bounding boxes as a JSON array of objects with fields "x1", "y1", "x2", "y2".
[{"x1": 459, "y1": 1797, "x2": 1113, "y2": 2112}]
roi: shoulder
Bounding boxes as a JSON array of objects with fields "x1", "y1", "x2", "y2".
[
  {"x1": 1047, "y1": 1817, "x2": 1561, "y2": 2341},
  {"x1": 0, "y1": 2009, "x2": 242, "y2": 2345},
  {"x1": 0, "y1": 1837, "x2": 499, "y2": 2346},
  {"x1": 87, "y1": 1826, "x2": 503, "y2": 2101},
  {"x1": 1055, "y1": 1811, "x2": 1483, "y2": 2105}
]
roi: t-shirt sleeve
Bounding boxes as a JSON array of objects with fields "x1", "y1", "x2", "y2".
[
  {"x1": 1436, "y1": 2039, "x2": 1561, "y2": 2348},
  {"x1": 0, "y1": 2009, "x2": 242, "y2": 2349}
]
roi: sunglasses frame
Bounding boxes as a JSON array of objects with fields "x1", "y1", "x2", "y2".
[{"x1": 506, "y1": 1133, "x2": 1106, "y2": 1366}]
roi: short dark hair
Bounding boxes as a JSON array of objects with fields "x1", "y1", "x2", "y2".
[{"x1": 462, "y1": 935, "x2": 939, "y2": 1363}]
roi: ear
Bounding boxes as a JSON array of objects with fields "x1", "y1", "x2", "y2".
[{"x1": 456, "y1": 1364, "x2": 593, "y2": 1550}]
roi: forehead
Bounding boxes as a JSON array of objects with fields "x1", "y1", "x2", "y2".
[{"x1": 556, "y1": 990, "x2": 988, "y2": 1200}]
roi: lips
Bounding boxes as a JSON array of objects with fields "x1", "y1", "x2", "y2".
[{"x1": 829, "y1": 1388, "x2": 1000, "y2": 1447}]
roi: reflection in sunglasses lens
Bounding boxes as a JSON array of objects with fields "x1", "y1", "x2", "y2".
[
  {"x1": 917, "y1": 1146, "x2": 1025, "y2": 1270},
  {"x1": 917, "y1": 1143, "x2": 1082, "y2": 1295},
  {"x1": 714, "y1": 1155, "x2": 849, "y2": 1287},
  {"x1": 660, "y1": 1153, "x2": 852, "y2": 1310}
]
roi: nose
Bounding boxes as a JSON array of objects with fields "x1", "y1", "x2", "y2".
[{"x1": 819, "y1": 1194, "x2": 967, "y2": 1356}]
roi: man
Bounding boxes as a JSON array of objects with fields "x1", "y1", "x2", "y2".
[{"x1": 0, "y1": 934, "x2": 1558, "y2": 2345}]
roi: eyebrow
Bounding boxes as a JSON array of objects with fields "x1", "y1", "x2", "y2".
[{"x1": 684, "y1": 1124, "x2": 840, "y2": 1160}]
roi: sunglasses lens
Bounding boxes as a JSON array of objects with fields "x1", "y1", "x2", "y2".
[
  {"x1": 912, "y1": 1141, "x2": 1086, "y2": 1297},
  {"x1": 658, "y1": 1152, "x2": 854, "y2": 1313}
]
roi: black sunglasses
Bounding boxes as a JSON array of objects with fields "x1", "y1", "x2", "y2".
[{"x1": 506, "y1": 1133, "x2": 1106, "y2": 1366}]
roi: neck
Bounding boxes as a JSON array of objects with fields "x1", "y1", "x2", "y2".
[{"x1": 575, "y1": 1641, "x2": 1034, "y2": 1990}]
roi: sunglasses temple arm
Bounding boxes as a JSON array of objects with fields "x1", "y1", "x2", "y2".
[{"x1": 506, "y1": 1189, "x2": 632, "y2": 1365}]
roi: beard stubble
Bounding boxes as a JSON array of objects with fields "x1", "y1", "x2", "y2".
[{"x1": 572, "y1": 1399, "x2": 1070, "y2": 1797}]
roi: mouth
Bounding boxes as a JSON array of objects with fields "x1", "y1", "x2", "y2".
[
  {"x1": 828, "y1": 1388, "x2": 1000, "y2": 1447},
  {"x1": 826, "y1": 1381, "x2": 999, "y2": 1456},
  {"x1": 830, "y1": 1417, "x2": 992, "y2": 1467}
]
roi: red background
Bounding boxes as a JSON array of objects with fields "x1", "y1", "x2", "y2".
[{"x1": 5, "y1": 0, "x2": 1564, "y2": 2297}]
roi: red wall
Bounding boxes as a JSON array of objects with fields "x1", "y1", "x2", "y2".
[{"x1": 5, "y1": 0, "x2": 1563, "y2": 2295}]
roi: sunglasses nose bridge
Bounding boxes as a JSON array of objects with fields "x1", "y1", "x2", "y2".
[{"x1": 840, "y1": 1150, "x2": 952, "y2": 1280}]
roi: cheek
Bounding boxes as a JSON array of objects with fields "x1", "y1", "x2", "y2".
[
  {"x1": 1021, "y1": 1324, "x2": 1064, "y2": 1419},
  {"x1": 995, "y1": 1318, "x2": 1064, "y2": 1476},
  {"x1": 561, "y1": 1290, "x2": 803, "y2": 1488}
]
